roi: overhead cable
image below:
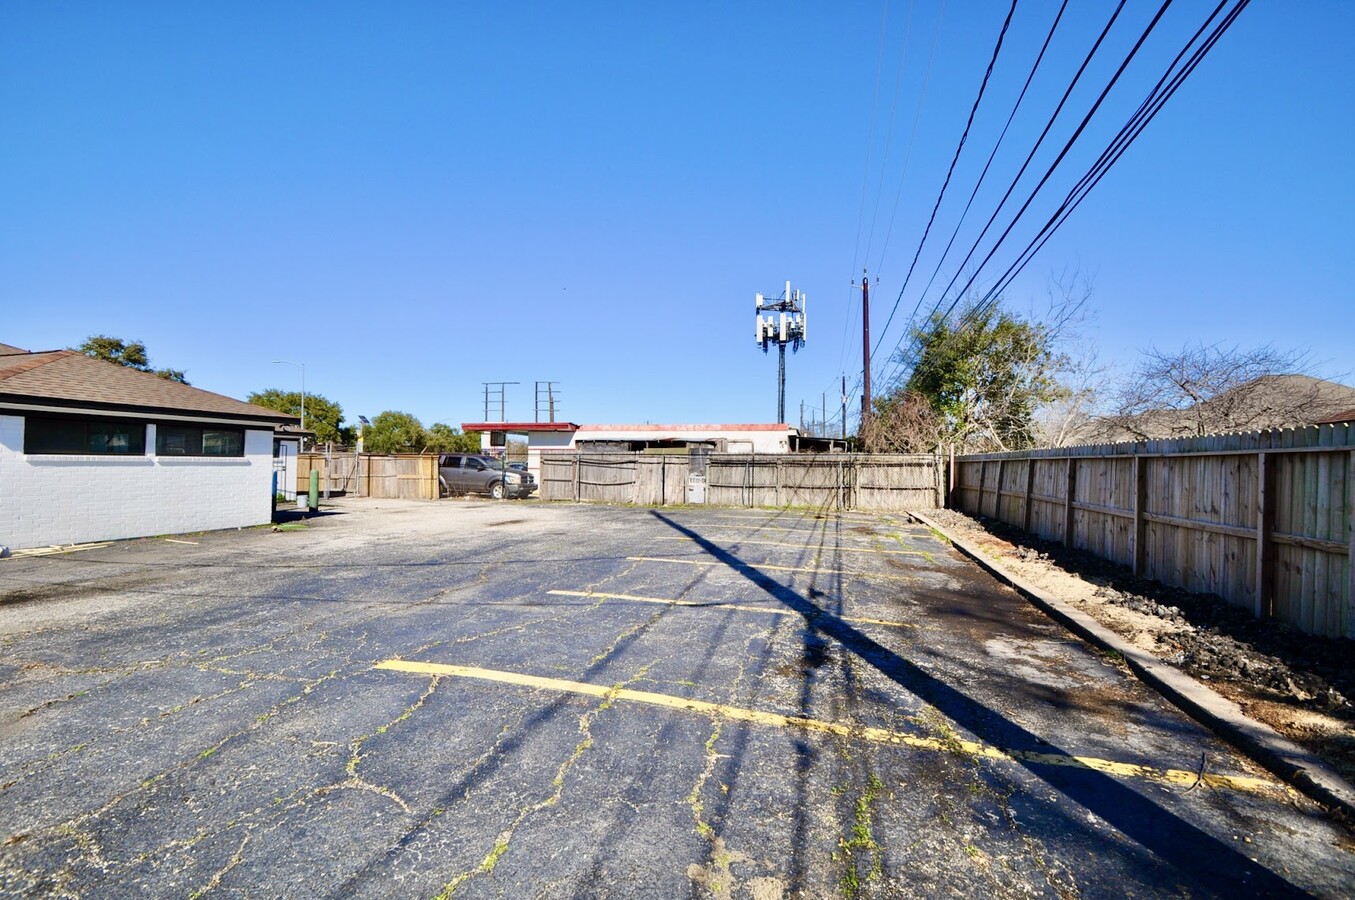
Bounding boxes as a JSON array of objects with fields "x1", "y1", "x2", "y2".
[{"x1": 880, "y1": 0, "x2": 1019, "y2": 348}]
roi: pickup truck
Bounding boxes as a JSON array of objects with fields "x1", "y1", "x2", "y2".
[{"x1": 438, "y1": 454, "x2": 536, "y2": 499}]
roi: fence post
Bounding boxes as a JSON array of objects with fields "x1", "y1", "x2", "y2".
[
  {"x1": 1063, "y1": 457, "x2": 1077, "y2": 547},
  {"x1": 573, "y1": 455, "x2": 580, "y2": 502},
  {"x1": 981, "y1": 460, "x2": 991, "y2": 517},
  {"x1": 1023, "y1": 457, "x2": 1036, "y2": 533},
  {"x1": 935, "y1": 451, "x2": 944, "y2": 510},
  {"x1": 1133, "y1": 455, "x2": 1147, "y2": 576},
  {"x1": 1347, "y1": 451, "x2": 1354, "y2": 637},
  {"x1": 995, "y1": 459, "x2": 1006, "y2": 520},
  {"x1": 1255, "y1": 450, "x2": 1274, "y2": 619},
  {"x1": 948, "y1": 444, "x2": 956, "y2": 506}
]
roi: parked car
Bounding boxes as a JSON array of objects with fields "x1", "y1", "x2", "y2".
[{"x1": 438, "y1": 454, "x2": 537, "y2": 500}]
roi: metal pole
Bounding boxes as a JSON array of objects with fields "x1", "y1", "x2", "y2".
[
  {"x1": 841, "y1": 375, "x2": 847, "y2": 440},
  {"x1": 777, "y1": 343, "x2": 787, "y2": 424},
  {"x1": 861, "y1": 271, "x2": 871, "y2": 432}
]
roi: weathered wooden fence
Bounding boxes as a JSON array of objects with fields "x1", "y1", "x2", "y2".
[
  {"x1": 539, "y1": 454, "x2": 692, "y2": 505},
  {"x1": 298, "y1": 453, "x2": 439, "y2": 500},
  {"x1": 952, "y1": 424, "x2": 1355, "y2": 639},
  {"x1": 540, "y1": 452, "x2": 942, "y2": 511}
]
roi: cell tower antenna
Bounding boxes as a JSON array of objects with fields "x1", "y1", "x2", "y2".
[{"x1": 753, "y1": 280, "x2": 807, "y2": 424}]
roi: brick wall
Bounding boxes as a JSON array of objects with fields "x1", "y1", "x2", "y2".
[{"x1": 0, "y1": 415, "x2": 275, "y2": 550}]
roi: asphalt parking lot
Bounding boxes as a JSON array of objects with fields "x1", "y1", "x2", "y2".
[{"x1": 2, "y1": 498, "x2": 1352, "y2": 898}]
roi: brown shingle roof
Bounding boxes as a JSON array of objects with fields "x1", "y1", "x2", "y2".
[
  {"x1": 0, "y1": 348, "x2": 296, "y2": 424},
  {"x1": 1317, "y1": 408, "x2": 1355, "y2": 425}
]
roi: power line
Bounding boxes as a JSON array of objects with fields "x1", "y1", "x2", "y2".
[
  {"x1": 931, "y1": 0, "x2": 1173, "y2": 331},
  {"x1": 877, "y1": 0, "x2": 1019, "y2": 351},
  {"x1": 873, "y1": 0, "x2": 946, "y2": 277},
  {"x1": 883, "y1": 0, "x2": 1069, "y2": 359},
  {"x1": 873, "y1": 0, "x2": 1127, "y2": 394},
  {"x1": 862, "y1": 0, "x2": 916, "y2": 268},
  {"x1": 963, "y1": 0, "x2": 1247, "y2": 325},
  {"x1": 913, "y1": 0, "x2": 1131, "y2": 339},
  {"x1": 848, "y1": 1, "x2": 893, "y2": 286},
  {"x1": 881, "y1": 0, "x2": 1249, "y2": 397}
]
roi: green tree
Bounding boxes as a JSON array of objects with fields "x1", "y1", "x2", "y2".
[
  {"x1": 247, "y1": 389, "x2": 346, "y2": 445},
  {"x1": 75, "y1": 334, "x2": 189, "y2": 383},
  {"x1": 426, "y1": 423, "x2": 481, "y2": 453},
  {"x1": 900, "y1": 303, "x2": 1066, "y2": 452},
  {"x1": 363, "y1": 411, "x2": 428, "y2": 454}
]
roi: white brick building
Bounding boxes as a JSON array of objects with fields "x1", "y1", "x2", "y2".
[{"x1": 0, "y1": 343, "x2": 296, "y2": 551}]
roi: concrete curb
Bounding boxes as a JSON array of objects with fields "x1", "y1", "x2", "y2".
[{"x1": 909, "y1": 510, "x2": 1355, "y2": 821}]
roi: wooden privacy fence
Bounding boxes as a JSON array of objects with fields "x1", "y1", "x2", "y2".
[
  {"x1": 298, "y1": 453, "x2": 439, "y2": 500},
  {"x1": 540, "y1": 454, "x2": 692, "y2": 505},
  {"x1": 540, "y1": 452, "x2": 942, "y2": 511},
  {"x1": 952, "y1": 424, "x2": 1355, "y2": 639}
]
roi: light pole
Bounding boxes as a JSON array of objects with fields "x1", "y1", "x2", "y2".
[{"x1": 273, "y1": 359, "x2": 305, "y2": 434}]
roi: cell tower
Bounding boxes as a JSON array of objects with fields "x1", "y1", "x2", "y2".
[{"x1": 755, "y1": 281, "x2": 807, "y2": 425}]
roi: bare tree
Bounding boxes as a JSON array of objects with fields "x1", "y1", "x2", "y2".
[
  {"x1": 1105, "y1": 342, "x2": 1340, "y2": 439},
  {"x1": 860, "y1": 391, "x2": 942, "y2": 453},
  {"x1": 1034, "y1": 345, "x2": 1109, "y2": 447}
]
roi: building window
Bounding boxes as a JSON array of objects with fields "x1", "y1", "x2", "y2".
[
  {"x1": 25, "y1": 416, "x2": 147, "y2": 455},
  {"x1": 156, "y1": 425, "x2": 245, "y2": 457}
]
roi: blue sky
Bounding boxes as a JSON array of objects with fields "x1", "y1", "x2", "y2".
[{"x1": 3, "y1": 2, "x2": 1351, "y2": 433}]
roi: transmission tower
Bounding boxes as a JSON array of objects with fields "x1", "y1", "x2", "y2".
[{"x1": 754, "y1": 281, "x2": 807, "y2": 424}]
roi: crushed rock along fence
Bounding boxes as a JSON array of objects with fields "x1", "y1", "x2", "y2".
[
  {"x1": 952, "y1": 424, "x2": 1355, "y2": 639},
  {"x1": 539, "y1": 452, "x2": 943, "y2": 511}
]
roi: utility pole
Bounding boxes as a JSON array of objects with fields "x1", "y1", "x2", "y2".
[
  {"x1": 841, "y1": 375, "x2": 847, "y2": 441},
  {"x1": 858, "y1": 269, "x2": 874, "y2": 433},
  {"x1": 754, "y1": 280, "x2": 807, "y2": 424}
]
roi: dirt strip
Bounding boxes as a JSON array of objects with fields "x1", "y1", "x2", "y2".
[{"x1": 912, "y1": 508, "x2": 1355, "y2": 822}]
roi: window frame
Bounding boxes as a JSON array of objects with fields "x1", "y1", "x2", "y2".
[
  {"x1": 154, "y1": 423, "x2": 246, "y2": 458},
  {"x1": 23, "y1": 414, "x2": 148, "y2": 456}
]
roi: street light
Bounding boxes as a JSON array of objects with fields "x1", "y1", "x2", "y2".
[{"x1": 272, "y1": 359, "x2": 305, "y2": 434}]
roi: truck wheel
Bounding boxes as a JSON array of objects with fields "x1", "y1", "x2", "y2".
[{"x1": 489, "y1": 481, "x2": 506, "y2": 500}]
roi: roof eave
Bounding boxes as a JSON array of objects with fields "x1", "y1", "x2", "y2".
[{"x1": 0, "y1": 393, "x2": 298, "y2": 426}]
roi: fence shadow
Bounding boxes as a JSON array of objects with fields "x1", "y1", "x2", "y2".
[{"x1": 649, "y1": 510, "x2": 1307, "y2": 896}]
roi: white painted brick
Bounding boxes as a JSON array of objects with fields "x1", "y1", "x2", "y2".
[{"x1": 0, "y1": 415, "x2": 275, "y2": 550}]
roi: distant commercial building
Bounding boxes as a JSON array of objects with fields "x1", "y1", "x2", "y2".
[{"x1": 459, "y1": 421, "x2": 844, "y2": 482}]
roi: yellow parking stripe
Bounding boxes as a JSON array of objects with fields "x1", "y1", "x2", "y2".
[
  {"x1": 656, "y1": 536, "x2": 926, "y2": 557},
  {"x1": 373, "y1": 659, "x2": 1288, "y2": 798},
  {"x1": 626, "y1": 556, "x2": 915, "y2": 582},
  {"x1": 545, "y1": 589, "x2": 918, "y2": 629}
]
